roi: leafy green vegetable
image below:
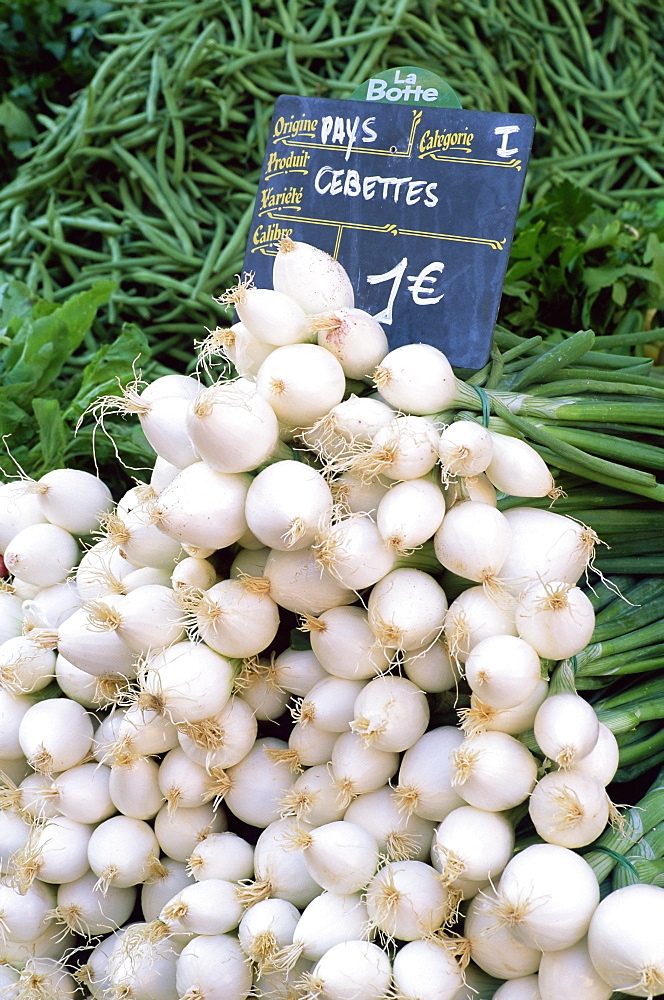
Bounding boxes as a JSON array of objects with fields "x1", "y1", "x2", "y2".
[
  {"x1": 2, "y1": 278, "x2": 115, "y2": 394},
  {"x1": 501, "y1": 183, "x2": 664, "y2": 350},
  {"x1": 0, "y1": 280, "x2": 154, "y2": 494},
  {"x1": 0, "y1": 0, "x2": 109, "y2": 181},
  {"x1": 32, "y1": 397, "x2": 66, "y2": 471}
]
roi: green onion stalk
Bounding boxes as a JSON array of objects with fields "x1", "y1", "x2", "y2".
[
  {"x1": 582, "y1": 766, "x2": 664, "y2": 885},
  {"x1": 434, "y1": 329, "x2": 664, "y2": 505}
]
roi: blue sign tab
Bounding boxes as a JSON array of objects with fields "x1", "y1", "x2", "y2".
[{"x1": 242, "y1": 95, "x2": 535, "y2": 369}]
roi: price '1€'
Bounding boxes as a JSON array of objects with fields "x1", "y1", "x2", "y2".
[{"x1": 367, "y1": 258, "x2": 445, "y2": 324}]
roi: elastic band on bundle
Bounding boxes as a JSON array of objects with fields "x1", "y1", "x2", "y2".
[
  {"x1": 471, "y1": 385, "x2": 491, "y2": 428},
  {"x1": 587, "y1": 846, "x2": 640, "y2": 879}
]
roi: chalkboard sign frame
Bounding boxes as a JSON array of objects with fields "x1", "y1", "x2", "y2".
[{"x1": 242, "y1": 95, "x2": 535, "y2": 370}]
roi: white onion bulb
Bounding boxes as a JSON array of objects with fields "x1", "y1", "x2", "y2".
[{"x1": 272, "y1": 238, "x2": 354, "y2": 314}]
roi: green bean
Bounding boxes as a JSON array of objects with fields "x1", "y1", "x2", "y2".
[
  {"x1": 13, "y1": 210, "x2": 121, "y2": 240},
  {"x1": 79, "y1": 184, "x2": 119, "y2": 222},
  {"x1": 212, "y1": 202, "x2": 254, "y2": 277},
  {"x1": 122, "y1": 212, "x2": 195, "y2": 267},
  {"x1": 505, "y1": 0, "x2": 566, "y2": 34},
  {"x1": 0, "y1": 162, "x2": 72, "y2": 204},
  {"x1": 632, "y1": 155, "x2": 664, "y2": 186},
  {"x1": 95, "y1": 5, "x2": 217, "y2": 114},
  {"x1": 308, "y1": 21, "x2": 404, "y2": 53},
  {"x1": 192, "y1": 213, "x2": 228, "y2": 300},
  {"x1": 610, "y1": 186, "x2": 664, "y2": 200},
  {"x1": 24, "y1": 225, "x2": 109, "y2": 262},
  {"x1": 175, "y1": 185, "x2": 215, "y2": 227},
  {"x1": 272, "y1": 0, "x2": 299, "y2": 37},
  {"x1": 120, "y1": 255, "x2": 186, "y2": 275},
  {"x1": 118, "y1": 270, "x2": 200, "y2": 298},
  {"x1": 557, "y1": 1, "x2": 601, "y2": 86},
  {"x1": 160, "y1": 75, "x2": 186, "y2": 186},
  {"x1": 17, "y1": 115, "x2": 84, "y2": 174},
  {"x1": 534, "y1": 69, "x2": 588, "y2": 153},
  {"x1": 83, "y1": 44, "x2": 131, "y2": 109},
  {"x1": 541, "y1": 63, "x2": 631, "y2": 101},
  {"x1": 155, "y1": 130, "x2": 176, "y2": 210},
  {"x1": 0, "y1": 254, "x2": 35, "y2": 268},
  {"x1": 28, "y1": 253, "x2": 55, "y2": 300},
  {"x1": 178, "y1": 20, "x2": 219, "y2": 81},
  {"x1": 3, "y1": 210, "x2": 22, "y2": 249},
  {"x1": 47, "y1": 214, "x2": 78, "y2": 279},
  {"x1": 81, "y1": 112, "x2": 154, "y2": 140},
  {"x1": 205, "y1": 44, "x2": 288, "y2": 76},
  {"x1": 110, "y1": 144, "x2": 196, "y2": 253}
]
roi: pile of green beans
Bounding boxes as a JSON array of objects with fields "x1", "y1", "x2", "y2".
[{"x1": 0, "y1": 0, "x2": 663, "y2": 360}]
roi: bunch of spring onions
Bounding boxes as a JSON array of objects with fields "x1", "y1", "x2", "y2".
[{"x1": 1, "y1": 237, "x2": 664, "y2": 1000}]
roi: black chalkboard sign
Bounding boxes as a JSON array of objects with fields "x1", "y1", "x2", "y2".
[{"x1": 242, "y1": 95, "x2": 535, "y2": 369}]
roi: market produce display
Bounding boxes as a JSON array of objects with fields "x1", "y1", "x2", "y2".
[
  {"x1": 2, "y1": 1, "x2": 664, "y2": 519},
  {"x1": 2, "y1": 2, "x2": 664, "y2": 998},
  {"x1": 1, "y1": 0, "x2": 664, "y2": 374},
  {"x1": 1, "y1": 240, "x2": 663, "y2": 1000}
]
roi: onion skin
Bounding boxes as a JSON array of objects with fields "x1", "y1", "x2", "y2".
[
  {"x1": 533, "y1": 692, "x2": 599, "y2": 771},
  {"x1": 528, "y1": 769, "x2": 609, "y2": 848},
  {"x1": 514, "y1": 580, "x2": 595, "y2": 660},
  {"x1": 569, "y1": 723, "x2": 619, "y2": 786},
  {"x1": 451, "y1": 730, "x2": 538, "y2": 812},
  {"x1": 498, "y1": 507, "x2": 592, "y2": 593},
  {"x1": 273, "y1": 238, "x2": 355, "y2": 315},
  {"x1": 392, "y1": 937, "x2": 464, "y2": 999},
  {"x1": 153, "y1": 462, "x2": 250, "y2": 551},
  {"x1": 464, "y1": 886, "x2": 542, "y2": 980},
  {"x1": 176, "y1": 933, "x2": 253, "y2": 1000},
  {"x1": 185, "y1": 379, "x2": 280, "y2": 474},
  {"x1": 373, "y1": 343, "x2": 457, "y2": 415},
  {"x1": 587, "y1": 883, "x2": 664, "y2": 996},
  {"x1": 434, "y1": 501, "x2": 511, "y2": 586},
  {"x1": 485, "y1": 432, "x2": 555, "y2": 498},
  {"x1": 538, "y1": 937, "x2": 612, "y2": 1000},
  {"x1": 438, "y1": 421, "x2": 493, "y2": 479},
  {"x1": 494, "y1": 843, "x2": 600, "y2": 953},
  {"x1": 464, "y1": 633, "x2": 541, "y2": 710}
]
